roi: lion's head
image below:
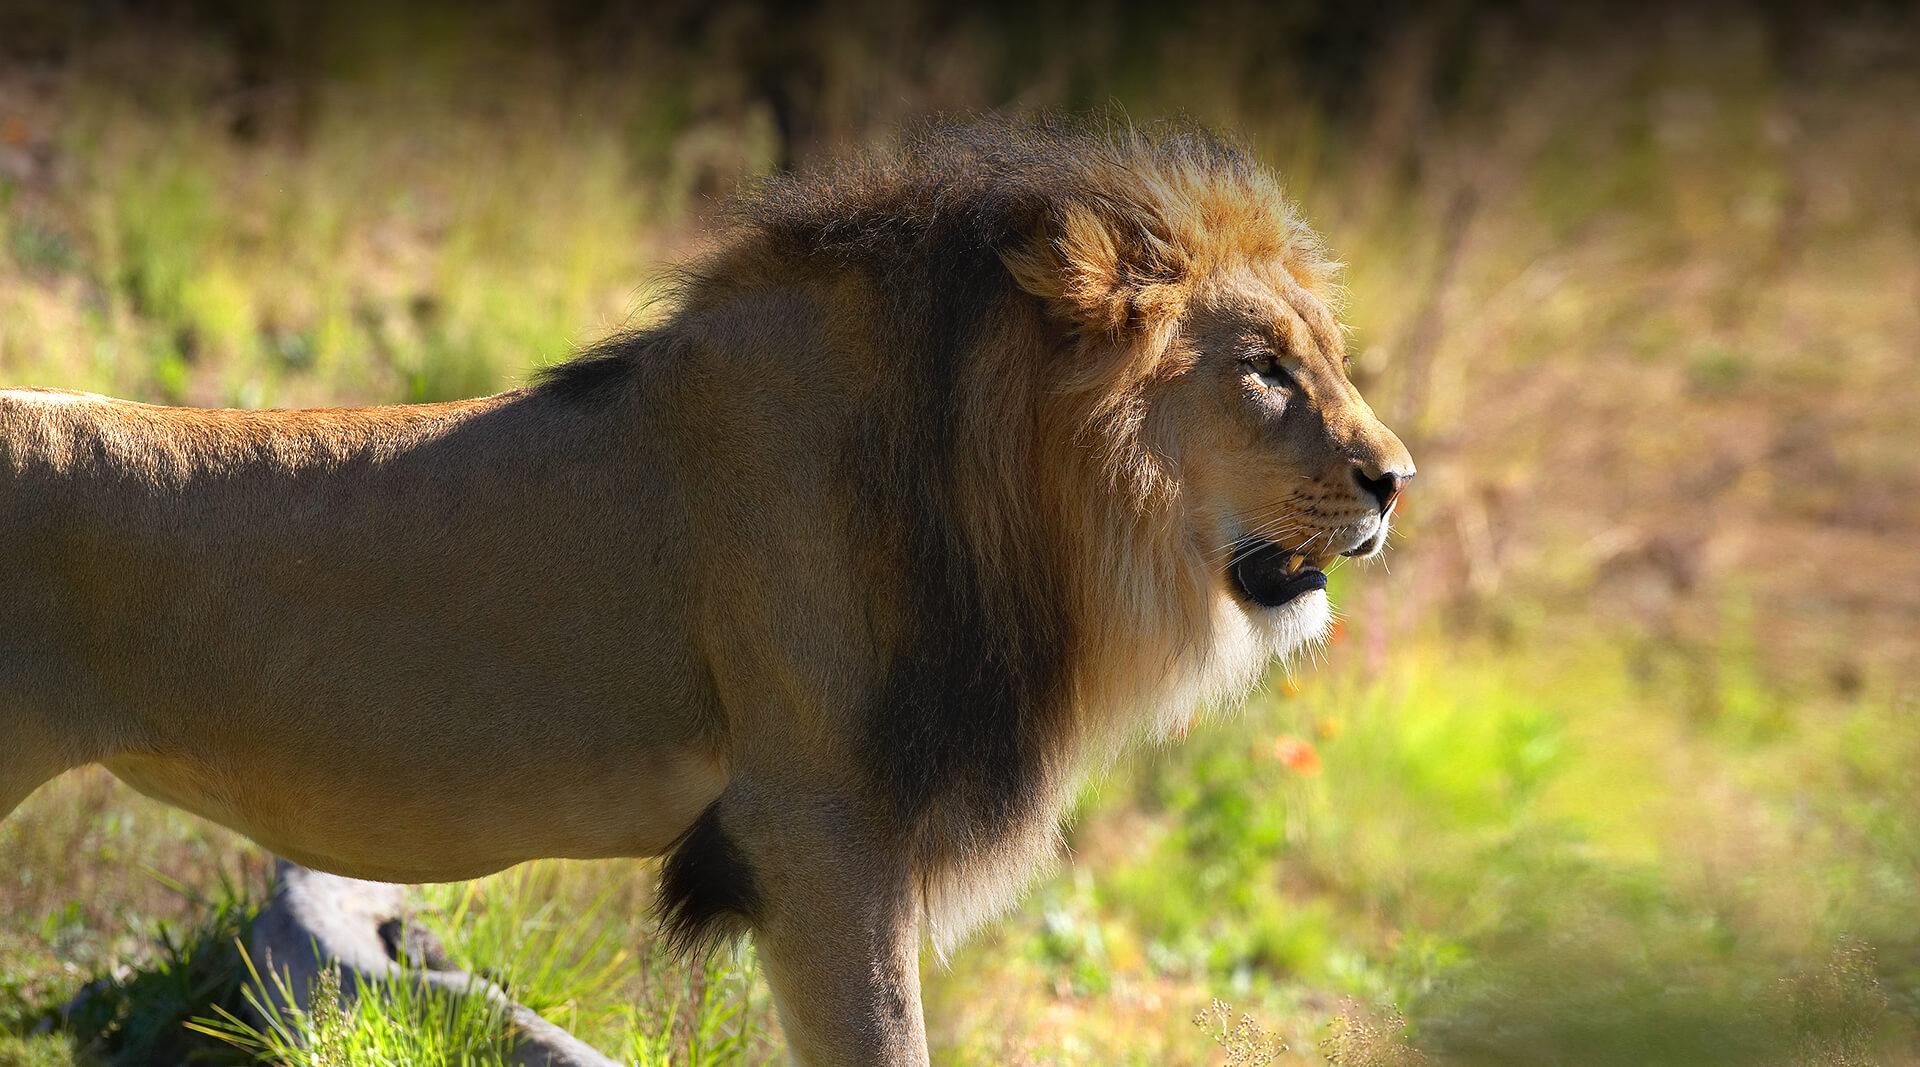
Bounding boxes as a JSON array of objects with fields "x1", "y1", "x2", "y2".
[
  {"x1": 985, "y1": 122, "x2": 1415, "y2": 718},
  {"x1": 1011, "y1": 152, "x2": 1409, "y2": 586}
]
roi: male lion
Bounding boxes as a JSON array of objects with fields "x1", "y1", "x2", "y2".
[{"x1": 0, "y1": 120, "x2": 1411, "y2": 1065}]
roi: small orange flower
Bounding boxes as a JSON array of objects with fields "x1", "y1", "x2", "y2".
[
  {"x1": 1281, "y1": 676, "x2": 1302, "y2": 698},
  {"x1": 1271, "y1": 735, "x2": 1321, "y2": 776},
  {"x1": 1327, "y1": 618, "x2": 1348, "y2": 645}
]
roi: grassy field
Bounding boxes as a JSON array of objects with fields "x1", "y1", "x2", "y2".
[{"x1": 3, "y1": 5, "x2": 1918, "y2": 1064}]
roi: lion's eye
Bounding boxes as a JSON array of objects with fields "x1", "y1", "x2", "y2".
[{"x1": 1242, "y1": 351, "x2": 1295, "y2": 392}]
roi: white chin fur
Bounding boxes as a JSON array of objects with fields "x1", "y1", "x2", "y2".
[
  {"x1": 1144, "y1": 588, "x2": 1333, "y2": 744},
  {"x1": 1251, "y1": 587, "x2": 1334, "y2": 659},
  {"x1": 1219, "y1": 588, "x2": 1332, "y2": 695}
]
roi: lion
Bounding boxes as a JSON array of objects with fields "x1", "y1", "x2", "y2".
[{"x1": 0, "y1": 119, "x2": 1411, "y2": 1065}]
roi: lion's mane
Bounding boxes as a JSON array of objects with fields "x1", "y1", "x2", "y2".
[{"x1": 542, "y1": 118, "x2": 1338, "y2": 949}]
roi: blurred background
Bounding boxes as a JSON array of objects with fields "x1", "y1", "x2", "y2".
[{"x1": 1, "y1": 1, "x2": 1916, "y2": 1064}]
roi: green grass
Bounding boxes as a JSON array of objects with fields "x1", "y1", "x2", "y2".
[
  {"x1": 196, "y1": 964, "x2": 526, "y2": 1067},
  {"x1": 182, "y1": 921, "x2": 762, "y2": 1067},
  {"x1": 932, "y1": 621, "x2": 1918, "y2": 1064}
]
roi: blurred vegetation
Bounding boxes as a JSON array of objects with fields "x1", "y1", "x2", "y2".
[{"x1": 2, "y1": 1, "x2": 1918, "y2": 1063}]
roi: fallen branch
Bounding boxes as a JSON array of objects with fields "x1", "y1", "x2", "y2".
[{"x1": 249, "y1": 860, "x2": 620, "y2": 1067}]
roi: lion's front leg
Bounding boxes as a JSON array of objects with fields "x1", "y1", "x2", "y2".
[
  {"x1": 755, "y1": 847, "x2": 926, "y2": 1066},
  {"x1": 698, "y1": 790, "x2": 929, "y2": 1067}
]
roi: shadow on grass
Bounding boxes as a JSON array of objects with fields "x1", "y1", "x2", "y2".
[{"x1": 2, "y1": 883, "x2": 258, "y2": 1067}]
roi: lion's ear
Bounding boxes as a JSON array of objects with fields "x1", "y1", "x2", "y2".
[{"x1": 1001, "y1": 202, "x2": 1179, "y2": 335}]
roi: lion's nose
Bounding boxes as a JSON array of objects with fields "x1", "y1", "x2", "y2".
[{"x1": 1352, "y1": 464, "x2": 1410, "y2": 513}]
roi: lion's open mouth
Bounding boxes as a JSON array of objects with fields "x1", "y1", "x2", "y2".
[{"x1": 1229, "y1": 539, "x2": 1329, "y2": 609}]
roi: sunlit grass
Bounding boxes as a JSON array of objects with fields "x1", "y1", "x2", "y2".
[
  {"x1": 930, "y1": 620, "x2": 1919, "y2": 1064},
  {"x1": 179, "y1": 869, "x2": 770, "y2": 1067},
  {"x1": 185, "y1": 931, "x2": 761, "y2": 1066},
  {"x1": 192, "y1": 962, "x2": 519, "y2": 1066},
  {"x1": 409, "y1": 863, "x2": 773, "y2": 1060}
]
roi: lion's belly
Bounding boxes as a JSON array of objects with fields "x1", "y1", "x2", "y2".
[{"x1": 104, "y1": 738, "x2": 727, "y2": 883}]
